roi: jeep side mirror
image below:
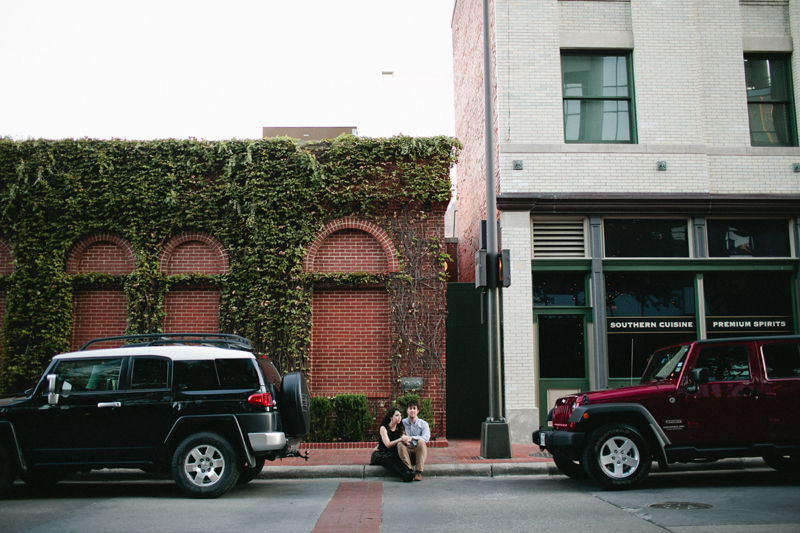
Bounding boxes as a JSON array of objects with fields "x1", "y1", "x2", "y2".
[
  {"x1": 47, "y1": 374, "x2": 59, "y2": 405},
  {"x1": 691, "y1": 367, "x2": 709, "y2": 384}
]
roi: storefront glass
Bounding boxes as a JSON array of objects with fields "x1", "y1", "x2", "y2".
[
  {"x1": 533, "y1": 272, "x2": 586, "y2": 306},
  {"x1": 604, "y1": 219, "x2": 689, "y2": 258},
  {"x1": 606, "y1": 272, "x2": 696, "y2": 378},
  {"x1": 704, "y1": 271, "x2": 794, "y2": 337},
  {"x1": 707, "y1": 219, "x2": 790, "y2": 257}
]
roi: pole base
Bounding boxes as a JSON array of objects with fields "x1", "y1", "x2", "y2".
[{"x1": 479, "y1": 420, "x2": 512, "y2": 459}]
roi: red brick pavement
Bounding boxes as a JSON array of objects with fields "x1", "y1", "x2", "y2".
[
  {"x1": 312, "y1": 482, "x2": 382, "y2": 533},
  {"x1": 267, "y1": 439, "x2": 551, "y2": 468}
]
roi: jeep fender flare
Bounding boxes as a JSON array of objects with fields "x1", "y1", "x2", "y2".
[
  {"x1": 568, "y1": 403, "x2": 671, "y2": 467},
  {"x1": 164, "y1": 415, "x2": 255, "y2": 467}
]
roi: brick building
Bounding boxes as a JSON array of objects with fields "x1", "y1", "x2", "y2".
[
  {"x1": 0, "y1": 137, "x2": 454, "y2": 436},
  {"x1": 452, "y1": 0, "x2": 800, "y2": 442}
]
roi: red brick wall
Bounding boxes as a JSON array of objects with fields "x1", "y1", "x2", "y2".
[
  {"x1": 164, "y1": 288, "x2": 221, "y2": 333},
  {"x1": 452, "y1": 0, "x2": 499, "y2": 282},
  {"x1": 76, "y1": 242, "x2": 133, "y2": 275},
  {"x1": 0, "y1": 293, "x2": 5, "y2": 364},
  {"x1": 313, "y1": 229, "x2": 389, "y2": 273},
  {"x1": 163, "y1": 241, "x2": 225, "y2": 275},
  {"x1": 309, "y1": 288, "x2": 392, "y2": 398},
  {"x1": 71, "y1": 290, "x2": 128, "y2": 351}
]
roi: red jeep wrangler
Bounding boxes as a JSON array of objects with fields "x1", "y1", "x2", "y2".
[{"x1": 533, "y1": 335, "x2": 800, "y2": 489}]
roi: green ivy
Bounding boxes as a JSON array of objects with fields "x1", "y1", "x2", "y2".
[{"x1": 0, "y1": 135, "x2": 460, "y2": 393}]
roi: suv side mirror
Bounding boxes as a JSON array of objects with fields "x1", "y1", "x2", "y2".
[
  {"x1": 47, "y1": 374, "x2": 59, "y2": 405},
  {"x1": 691, "y1": 367, "x2": 709, "y2": 384}
]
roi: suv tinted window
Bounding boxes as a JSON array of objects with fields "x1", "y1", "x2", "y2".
[
  {"x1": 762, "y1": 342, "x2": 800, "y2": 379},
  {"x1": 173, "y1": 360, "x2": 217, "y2": 391},
  {"x1": 54, "y1": 358, "x2": 123, "y2": 392},
  {"x1": 216, "y1": 359, "x2": 259, "y2": 389},
  {"x1": 695, "y1": 345, "x2": 751, "y2": 381},
  {"x1": 131, "y1": 357, "x2": 169, "y2": 389}
]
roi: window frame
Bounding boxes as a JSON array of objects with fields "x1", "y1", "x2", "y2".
[
  {"x1": 561, "y1": 50, "x2": 638, "y2": 144},
  {"x1": 744, "y1": 53, "x2": 798, "y2": 147}
]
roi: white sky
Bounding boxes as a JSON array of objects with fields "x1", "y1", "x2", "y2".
[{"x1": 0, "y1": 0, "x2": 457, "y2": 141}]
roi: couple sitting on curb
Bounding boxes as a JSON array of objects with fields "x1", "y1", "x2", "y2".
[{"x1": 370, "y1": 400, "x2": 430, "y2": 482}]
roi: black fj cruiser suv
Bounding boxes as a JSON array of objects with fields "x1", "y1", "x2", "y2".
[{"x1": 0, "y1": 333, "x2": 310, "y2": 498}]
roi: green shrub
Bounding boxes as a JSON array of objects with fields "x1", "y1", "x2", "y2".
[
  {"x1": 394, "y1": 393, "x2": 435, "y2": 433},
  {"x1": 307, "y1": 396, "x2": 335, "y2": 443},
  {"x1": 334, "y1": 394, "x2": 374, "y2": 442}
]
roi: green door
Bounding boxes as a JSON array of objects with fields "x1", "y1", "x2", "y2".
[{"x1": 537, "y1": 314, "x2": 590, "y2": 427}]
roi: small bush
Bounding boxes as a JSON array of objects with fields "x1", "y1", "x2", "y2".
[
  {"x1": 307, "y1": 396, "x2": 335, "y2": 443},
  {"x1": 334, "y1": 394, "x2": 374, "y2": 442},
  {"x1": 395, "y1": 393, "x2": 435, "y2": 433}
]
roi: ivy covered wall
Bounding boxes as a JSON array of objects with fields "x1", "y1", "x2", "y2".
[{"x1": 0, "y1": 135, "x2": 460, "y2": 395}]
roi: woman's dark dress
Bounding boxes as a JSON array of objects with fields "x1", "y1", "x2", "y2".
[{"x1": 370, "y1": 424, "x2": 412, "y2": 479}]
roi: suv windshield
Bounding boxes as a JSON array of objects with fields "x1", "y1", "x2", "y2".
[{"x1": 641, "y1": 344, "x2": 689, "y2": 383}]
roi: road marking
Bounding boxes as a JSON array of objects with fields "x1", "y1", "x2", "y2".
[{"x1": 312, "y1": 481, "x2": 382, "y2": 533}]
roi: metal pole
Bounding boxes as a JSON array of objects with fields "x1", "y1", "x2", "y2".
[{"x1": 480, "y1": 0, "x2": 512, "y2": 459}]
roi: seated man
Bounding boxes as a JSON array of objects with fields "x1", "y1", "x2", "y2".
[{"x1": 398, "y1": 400, "x2": 430, "y2": 481}]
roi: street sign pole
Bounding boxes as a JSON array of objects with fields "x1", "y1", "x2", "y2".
[{"x1": 480, "y1": 0, "x2": 512, "y2": 459}]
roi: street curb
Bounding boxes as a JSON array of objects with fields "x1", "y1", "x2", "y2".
[{"x1": 55, "y1": 457, "x2": 769, "y2": 483}]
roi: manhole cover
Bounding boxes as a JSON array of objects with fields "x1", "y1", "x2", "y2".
[{"x1": 648, "y1": 502, "x2": 712, "y2": 510}]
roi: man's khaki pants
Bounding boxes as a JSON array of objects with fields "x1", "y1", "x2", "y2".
[{"x1": 398, "y1": 440, "x2": 427, "y2": 472}]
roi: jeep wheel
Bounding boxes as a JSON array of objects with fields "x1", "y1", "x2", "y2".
[
  {"x1": 762, "y1": 454, "x2": 800, "y2": 473},
  {"x1": 552, "y1": 452, "x2": 587, "y2": 480},
  {"x1": 171, "y1": 432, "x2": 240, "y2": 498},
  {"x1": 279, "y1": 372, "x2": 311, "y2": 437},
  {"x1": 582, "y1": 423, "x2": 651, "y2": 490},
  {"x1": 0, "y1": 445, "x2": 15, "y2": 498},
  {"x1": 237, "y1": 460, "x2": 265, "y2": 484}
]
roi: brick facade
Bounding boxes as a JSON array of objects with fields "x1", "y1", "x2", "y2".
[
  {"x1": 453, "y1": 0, "x2": 800, "y2": 443},
  {"x1": 163, "y1": 287, "x2": 222, "y2": 334}
]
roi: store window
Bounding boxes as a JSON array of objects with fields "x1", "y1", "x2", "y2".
[
  {"x1": 744, "y1": 54, "x2": 796, "y2": 146},
  {"x1": 604, "y1": 219, "x2": 689, "y2": 258},
  {"x1": 704, "y1": 272, "x2": 794, "y2": 338},
  {"x1": 538, "y1": 315, "x2": 586, "y2": 379},
  {"x1": 606, "y1": 272, "x2": 696, "y2": 379},
  {"x1": 707, "y1": 219, "x2": 790, "y2": 257},
  {"x1": 562, "y1": 53, "x2": 635, "y2": 143},
  {"x1": 533, "y1": 272, "x2": 586, "y2": 306}
]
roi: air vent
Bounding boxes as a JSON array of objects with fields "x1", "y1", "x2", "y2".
[{"x1": 532, "y1": 221, "x2": 585, "y2": 257}]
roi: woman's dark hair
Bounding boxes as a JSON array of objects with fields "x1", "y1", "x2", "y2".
[{"x1": 381, "y1": 407, "x2": 401, "y2": 427}]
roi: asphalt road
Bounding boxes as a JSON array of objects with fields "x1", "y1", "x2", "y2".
[{"x1": 1, "y1": 467, "x2": 798, "y2": 532}]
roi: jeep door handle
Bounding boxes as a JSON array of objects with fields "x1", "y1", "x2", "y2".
[
  {"x1": 97, "y1": 402, "x2": 121, "y2": 408},
  {"x1": 739, "y1": 387, "x2": 757, "y2": 397}
]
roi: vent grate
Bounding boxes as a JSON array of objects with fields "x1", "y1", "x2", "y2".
[{"x1": 532, "y1": 221, "x2": 585, "y2": 257}]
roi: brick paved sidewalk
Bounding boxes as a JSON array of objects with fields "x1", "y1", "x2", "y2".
[{"x1": 266, "y1": 439, "x2": 552, "y2": 468}]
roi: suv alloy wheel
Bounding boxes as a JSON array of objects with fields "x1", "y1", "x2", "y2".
[
  {"x1": 582, "y1": 423, "x2": 651, "y2": 489},
  {"x1": 172, "y1": 432, "x2": 241, "y2": 499}
]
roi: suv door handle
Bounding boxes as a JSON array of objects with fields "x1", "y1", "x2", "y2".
[
  {"x1": 97, "y1": 402, "x2": 122, "y2": 408},
  {"x1": 739, "y1": 387, "x2": 757, "y2": 397}
]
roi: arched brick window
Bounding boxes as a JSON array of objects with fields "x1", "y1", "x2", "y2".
[
  {"x1": 0, "y1": 238, "x2": 12, "y2": 363},
  {"x1": 67, "y1": 233, "x2": 135, "y2": 350},
  {"x1": 305, "y1": 218, "x2": 397, "y2": 399},
  {"x1": 160, "y1": 232, "x2": 228, "y2": 333}
]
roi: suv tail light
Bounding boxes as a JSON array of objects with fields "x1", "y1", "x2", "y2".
[{"x1": 247, "y1": 392, "x2": 275, "y2": 408}]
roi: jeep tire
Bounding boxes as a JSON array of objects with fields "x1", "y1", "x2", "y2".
[
  {"x1": 582, "y1": 423, "x2": 651, "y2": 490},
  {"x1": 171, "y1": 432, "x2": 240, "y2": 498},
  {"x1": 552, "y1": 451, "x2": 587, "y2": 480},
  {"x1": 279, "y1": 372, "x2": 311, "y2": 437}
]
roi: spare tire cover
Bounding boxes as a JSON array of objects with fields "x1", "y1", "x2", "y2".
[{"x1": 279, "y1": 372, "x2": 311, "y2": 437}]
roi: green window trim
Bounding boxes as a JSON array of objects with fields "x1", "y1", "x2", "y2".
[{"x1": 562, "y1": 51, "x2": 637, "y2": 144}]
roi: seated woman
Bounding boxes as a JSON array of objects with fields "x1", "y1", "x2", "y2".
[{"x1": 370, "y1": 407, "x2": 414, "y2": 482}]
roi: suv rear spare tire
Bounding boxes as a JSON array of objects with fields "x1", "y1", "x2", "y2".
[
  {"x1": 171, "y1": 432, "x2": 240, "y2": 498},
  {"x1": 582, "y1": 423, "x2": 651, "y2": 490},
  {"x1": 279, "y1": 372, "x2": 311, "y2": 437}
]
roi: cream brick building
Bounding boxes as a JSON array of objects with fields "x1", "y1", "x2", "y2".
[{"x1": 452, "y1": 0, "x2": 800, "y2": 443}]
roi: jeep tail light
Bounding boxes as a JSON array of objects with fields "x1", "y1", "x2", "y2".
[{"x1": 248, "y1": 392, "x2": 275, "y2": 408}]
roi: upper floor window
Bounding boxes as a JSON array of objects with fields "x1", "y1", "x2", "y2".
[
  {"x1": 604, "y1": 219, "x2": 689, "y2": 258},
  {"x1": 707, "y1": 219, "x2": 791, "y2": 257},
  {"x1": 562, "y1": 52, "x2": 635, "y2": 143},
  {"x1": 744, "y1": 54, "x2": 796, "y2": 146}
]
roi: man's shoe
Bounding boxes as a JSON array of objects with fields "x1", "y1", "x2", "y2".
[
  {"x1": 413, "y1": 471, "x2": 423, "y2": 481},
  {"x1": 402, "y1": 471, "x2": 415, "y2": 482}
]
